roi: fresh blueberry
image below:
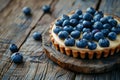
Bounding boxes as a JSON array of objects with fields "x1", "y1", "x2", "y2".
[
  {"x1": 98, "y1": 38, "x2": 110, "y2": 47},
  {"x1": 93, "y1": 21, "x2": 103, "y2": 30},
  {"x1": 76, "y1": 39, "x2": 88, "y2": 48},
  {"x1": 105, "y1": 16, "x2": 113, "y2": 20},
  {"x1": 70, "y1": 30, "x2": 80, "y2": 39},
  {"x1": 108, "y1": 19, "x2": 117, "y2": 27},
  {"x1": 9, "y1": 44, "x2": 19, "y2": 53},
  {"x1": 79, "y1": 15, "x2": 83, "y2": 20},
  {"x1": 94, "y1": 11, "x2": 103, "y2": 17},
  {"x1": 88, "y1": 41, "x2": 97, "y2": 50},
  {"x1": 64, "y1": 37, "x2": 75, "y2": 46},
  {"x1": 42, "y1": 5, "x2": 51, "y2": 13},
  {"x1": 101, "y1": 29, "x2": 109, "y2": 37},
  {"x1": 53, "y1": 27, "x2": 62, "y2": 34},
  {"x1": 82, "y1": 28, "x2": 91, "y2": 33},
  {"x1": 108, "y1": 32, "x2": 117, "y2": 40},
  {"x1": 55, "y1": 19, "x2": 63, "y2": 26},
  {"x1": 91, "y1": 20, "x2": 95, "y2": 25},
  {"x1": 61, "y1": 14, "x2": 69, "y2": 21},
  {"x1": 91, "y1": 29, "x2": 99, "y2": 35},
  {"x1": 86, "y1": 7, "x2": 96, "y2": 15},
  {"x1": 103, "y1": 23, "x2": 112, "y2": 30},
  {"x1": 70, "y1": 14, "x2": 79, "y2": 20},
  {"x1": 22, "y1": 7, "x2": 31, "y2": 15},
  {"x1": 75, "y1": 9, "x2": 82, "y2": 15},
  {"x1": 11, "y1": 52, "x2": 23, "y2": 64},
  {"x1": 94, "y1": 32, "x2": 104, "y2": 41},
  {"x1": 79, "y1": 19, "x2": 83, "y2": 23},
  {"x1": 33, "y1": 32, "x2": 42, "y2": 40},
  {"x1": 93, "y1": 14, "x2": 102, "y2": 21},
  {"x1": 82, "y1": 32, "x2": 93, "y2": 41},
  {"x1": 111, "y1": 27, "x2": 120, "y2": 34},
  {"x1": 83, "y1": 13, "x2": 93, "y2": 21},
  {"x1": 58, "y1": 31, "x2": 69, "y2": 40},
  {"x1": 100, "y1": 17, "x2": 108, "y2": 24},
  {"x1": 62, "y1": 20, "x2": 70, "y2": 26},
  {"x1": 76, "y1": 24, "x2": 84, "y2": 31},
  {"x1": 70, "y1": 19, "x2": 79, "y2": 26},
  {"x1": 83, "y1": 20, "x2": 92, "y2": 28},
  {"x1": 63, "y1": 25, "x2": 73, "y2": 33}
]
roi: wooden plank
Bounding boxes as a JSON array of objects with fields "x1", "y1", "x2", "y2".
[
  {"x1": 0, "y1": 0, "x2": 53, "y2": 78},
  {"x1": 0, "y1": 0, "x2": 11, "y2": 12},
  {"x1": 99, "y1": 0, "x2": 120, "y2": 17}
]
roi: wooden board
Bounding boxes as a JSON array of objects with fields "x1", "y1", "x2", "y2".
[{"x1": 43, "y1": 27, "x2": 120, "y2": 73}]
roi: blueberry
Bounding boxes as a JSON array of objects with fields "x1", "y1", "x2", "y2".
[
  {"x1": 93, "y1": 14, "x2": 102, "y2": 21},
  {"x1": 70, "y1": 19, "x2": 79, "y2": 26},
  {"x1": 82, "y1": 28, "x2": 91, "y2": 33},
  {"x1": 9, "y1": 44, "x2": 19, "y2": 53},
  {"x1": 103, "y1": 23, "x2": 112, "y2": 30},
  {"x1": 111, "y1": 27, "x2": 120, "y2": 34},
  {"x1": 108, "y1": 32, "x2": 117, "y2": 40},
  {"x1": 88, "y1": 41, "x2": 97, "y2": 50},
  {"x1": 61, "y1": 14, "x2": 69, "y2": 21},
  {"x1": 94, "y1": 11, "x2": 103, "y2": 17},
  {"x1": 83, "y1": 20, "x2": 92, "y2": 28},
  {"x1": 62, "y1": 20, "x2": 70, "y2": 26},
  {"x1": 55, "y1": 19, "x2": 63, "y2": 26},
  {"x1": 79, "y1": 19, "x2": 83, "y2": 23},
  {"x1": 76, "y1": 39, "x2": 88, "y2": 48},
  {"x1": 64, "y1": 37, "x2": 75, "y2": 46},
  {"x1": 75, "y1": 9, "x2": 82, "y2": 15},
  {"x1": 86, "y1": 7, "x2": 96, "y2": 15},
  {"x1": 53, "y1": 27, "x2": 62, "y2": 34},
  {"x1": 33, "y1": 32, "x2": 42, "y2": 40},
  {"x1": 98, "y1": 38, "x2": 110, "y2": 47},
  {"x1": 42, "y1": 5, "x2": 51, "y2": 13},
  {"x1": 70, "y1": 14, "x2": 79, "y2": 20},
  {"x1": 79, "y1": 15, "x2": 83, "y2": 20},
  {"x1": 63, "y1": 25, "x2": 73, "y2": 33},
  {"x1": 11, "y1": 52, "x2": 23, "y2": 64},
  {"x1": 93, "y1": 21, "x2": 103, "y2": 30},
  {"x1": 22, "y1": 7, "x2": 31, "y2": 15},
  {"x1": 82, "y1": 32, "x2": 93, "y2": 41},
  {"x1": 91, "y1": 20, "x2": 95, "y2": 25},
  {"x1": 83, "y1": 13, "x2": 93, "y2": 21},
  {"x1": 58, "y1": 31, "x2": 69, "y2": 40},
  {"x1": 105, "y1": 16, "x2": 113, "y2": 20},
  {"x1": 101, "y1": 29, "x2": 109, "y2": 37},
  {"x1": 91, "y1": 29, "x2": 99, "y2": 35},
  {"x1": 94, "y1": 32, "x2": 104, "y2": 41},
  {"x1": 76, "y1": 24, "x2": 83, "y2": 31},
  {"x1": 70, "y1": 30, "x2": 80, "y2": 39},
  {"x1": 108, "y1": 19, "x2": 117, "y2": 27},
  {"x1": 100, "y1": 17, "x2": 108, "y2": 24}
]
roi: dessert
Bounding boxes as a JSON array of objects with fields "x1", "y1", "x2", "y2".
[{"x1": 49, "y1": 7, "x2": 120, "y2": 59}]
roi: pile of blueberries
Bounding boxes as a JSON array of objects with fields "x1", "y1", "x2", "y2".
[{"x1": 53, "y1": 7, "x2": 120, "y2": 50}]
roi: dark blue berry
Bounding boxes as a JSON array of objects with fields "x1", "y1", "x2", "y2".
[
  {"x1": 108, "y1": 19, "x2": 117, "y2": 27},
  {"x1": 70, "y1": 30, "x2": 80, "y2": 39},
  {"x1": 53, "y1": 27, "x2": 62, "y2": 34},
  {"x1": 98, "y1": 38, "x2": 110, "y2": 47},
  {"x1": 88, "y1": 42, "x2": 97, "y2": 50},
  {"x1": 111, "y1": 27, "x2": 120, "y2": 34},
  {"x1": 105, "y1": 16, "x2": 113, "y2": 20},
  {"x1": 79, "y1": 15, "x2": 83, "y2": 20},
  {"x1": 42, "y1": 5, "x2": 51, "y2": 13},
  {"x1": 61, "y1": 14, "x2": 69, "y2": 21},
  {"x1": 62, "y1": 20, "x2": 70, "y2": 26},
  {"x1": 100, "y1": 17, "x2": 108, "y2": 24},
  {"x1": 11, "y1": 52, "x2": 23, "y2": 64},
  {"x1": 64, "y1": 37, "x2": 75, "y2": 46},
  {"x1": 93, "y1": 14, "x2": 102, "y2": 21},
  {"x1": 79, "y1": 19, "x2": 83, "y2": 23},
  {"x1": 83, "y1": 20, "x2": 92, "y2": 28},
  {"x1": 101, "y1": 29, "x2": 109, "y2": 37},
  {"x1": 75, "y1": 9, "x2": 82, "y2": 15},
  {"x1": 94, "y1": 32, "x2": 104, "y2": 41},
  {"x1": 108, "y1": 32, "x2": 117, "y2": 40},
  {"x1": 91, "y1": 29, "x2": 99, "y2": 35},
  {"x1": 82, "y1": 28, "x2": 91, "y2": 33},
  {"x1": 33, "y1": 32, "x2": 42, "y2": 40},
  {"x1": 55, "y1": 19, "x2": 63, "y2": 26},
  {"x1": 22, "y1": 7, "x2": 31, "y2": 15},
  {"x1": 63, "y1": 26, "x2": 73, "y2": 33},
  {"x1": 82, "y1": 32, "x2": 93, "y2": 41},
  {"x1": 70, "y1": 14, "x2": 79, "y2": 20},
  {"x1": 93, "y1": 21, "x2": 103, "y2": 30},
  {"x1": 76, "y1": 39, "x2": 88, "y2": 48},
  {"x1": 86, "y1": 7, "x2": 96, "y2": 15},
  {"x1": 83, "y1": 13, "x2": 93, "y2": 21},
  {"x1": 103, "y1": 23, "x2": 112, "y2": 30},
  {"x1": 76, "y1": 24, "x2": 83, "y2": 31},
  {"x1": 94, "y1": 11, "x2": 103, "y2": 17},
  {"x1": 70, "y1": 19, "x2": 79, "y2": 26},
  {"x1": 58, "y1": 31, "x2": 69, "y2": 40},
  {"x1": 9, "y1": 44, "x2": 19, "y2": 53}
]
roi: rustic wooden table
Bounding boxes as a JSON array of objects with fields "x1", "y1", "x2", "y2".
[{"x1": 0, "y1": 0, "x2": 120, "y2": 80}]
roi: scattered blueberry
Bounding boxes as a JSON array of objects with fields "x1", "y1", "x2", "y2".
[
  {"x1": 55, "y1": 19, "x2": 63, "y2": 26},
  {"x1": 108, "y1": 32, "x2": 117, "y2": 40},
  {"x1": 88, "y1": 41, "x2": 97, "y2": 50},
  {"x1": 83, "y1": 13, "x2": 93, "y2": 21},
  {"x1": 70, "y1": 30, "x2": 80, "y2": 39},
  {"x1": 93, "y1": 21, "x2": 103, "y2": 30},
  {"x1": 98, "y1": 38, "x2": 110, "y2": 47},
  {"x1": 11, "y1": 52, "x2": 23, "y2": 64},
  {"x1": 58, "y1": 31, "x2": 69, "y2": 40},
  {"x1": 103, "y1": 23, "x2": 112, "y2": 30},
  {"x1": 82, "y1": 32, "x2": 93, "y2": 41},
  {"x1": 86, "y1": 7, "x2": 96, "y2": 15},
  {"x1": 94, "y1": 32, "x2": 104, "y2": 41},
  {"x1": 108, "y1": 19, "x2": 117, "y2": 27},
  {"x1": 76, "y1": 39, "x2": 88, "y2": 48},
  {"x1": 76, "y1": 24, "x2": 84, "y2": 31},
  {"x1": 33, "y1": 32, "x2": 42, "y2": 40},
  {"x1": 70, "y1": 19, "x2": 79, "y2": 26},
  {"x1": 64, "y1": 37, "x2": 75, "y2": 46},
  {"x1": 83, "y1": 20, "x2": 92, "y2": 28},
  {"x1": 62, "y1": 20, "x2": 70, "y2": 26},
  {"x1": 82, "y1": 28, "x2": 91, "y2": 33},
  {"x1": 22, "y1": 7, "x2": 31, "y2": 15},
  {"x1": 53, "y1": 27, "x2": 62, "y2": 34},
  {"x1": 100, "y1": 17, "x2": 108, "y2": 24},
  {"x1": 101, "y1": 29, "x2": 109, "y2": 37},
  {"x1": 75, "y1": 9, "x2": 82, "y2": 15},
  {"x1": 42, "y1": 5, "x2": 51, "y2": 13},
  {"x1": 9, "y1": 44, "x2": 19, "y2": 53},
  {"x1": 63, "y1": 25, "x2": 73, "y2": 33},
  {"x1": 70, "y1": 14, "x2": 79, "y2": 20}
]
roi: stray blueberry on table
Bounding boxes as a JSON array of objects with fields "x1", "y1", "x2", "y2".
[
  {"x1": 9, "y1": 44, "x2": 19, "y2": 53},
  {"x1": 11, "y1": 52, "x2": 23, "y2": 64},
  {"x1": 33, "y1": 32, "x2": 42, "y2": 41},
  {"x1": 22, "y1": 7, "x2": 31, "y2": 15},
  {"x1": 42, "y1": 5, "x2": 51, "y2": 13}
]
